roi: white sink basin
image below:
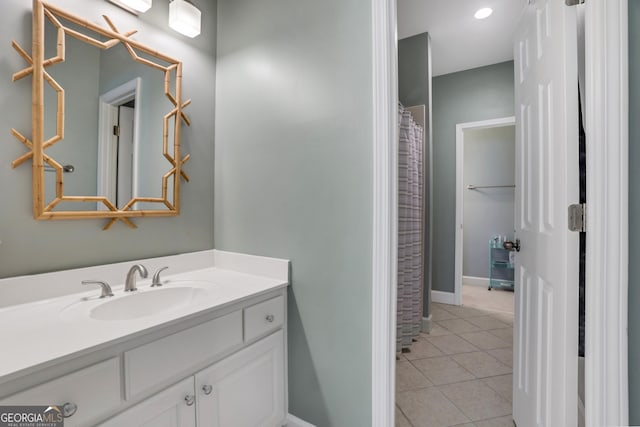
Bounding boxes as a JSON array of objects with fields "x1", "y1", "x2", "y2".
[{"x1": 89, "y1": 285, "x2": 208, "y2": 321}]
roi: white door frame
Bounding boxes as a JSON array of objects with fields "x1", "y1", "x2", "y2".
[
  {"x1": 370, "y1": 0, "x2": 628, "y2": 425},
  {"x1": 371, "y1": 0, "x2": 398, "y2": 424},
  {"x1": 454, "y1": 116, "x2": 516, "y2": 306},
  {"x1": 584, "y1": 0, "x2": 628, "y2": 424}
]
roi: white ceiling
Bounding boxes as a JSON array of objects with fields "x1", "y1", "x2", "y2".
[{"x1": 397, "y1": 0, "x2": 525, "y2": 76}]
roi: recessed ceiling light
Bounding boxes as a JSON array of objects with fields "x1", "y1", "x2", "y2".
[{"x1": 474, "y1": 7, "x2": 493, "y2": 20}]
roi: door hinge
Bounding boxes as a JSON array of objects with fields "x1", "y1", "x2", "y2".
[
  {"x1": 113, "y1": 125, "x2": 120, "y2": 136},
  {"x1": 565, "y1": 0, "x2": 585, "y2": 5},
  {"x1": 568, "y1": 204, "x2": 586, "y2": 232}
]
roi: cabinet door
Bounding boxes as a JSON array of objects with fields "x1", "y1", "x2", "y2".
[
  {"x1": 98, "y1": 377, "x2": 196, "y2": 427},
  {"x1": 196, "y1": 330, "x2": 285, "y2": 427}
]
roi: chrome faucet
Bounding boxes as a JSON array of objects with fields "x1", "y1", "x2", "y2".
[{"x1": 125, "y1": 264, "x2": 148, "y2": 292}]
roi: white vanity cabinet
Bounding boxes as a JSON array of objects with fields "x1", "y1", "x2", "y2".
[
  {"x1": 0, "y1": 291, "x2": 287, "y2": 427},
  {"x1": 94, "y1": 293, "x2": 287, "y2": 427},
  {"x1": 104, "y1": 330, "x2": 285, "y2": 427},
  {"x1": 0, "y1": 250, "x2": 290, "y2": 427}
]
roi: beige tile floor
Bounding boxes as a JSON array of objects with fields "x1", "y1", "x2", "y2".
[
  {"x1": 396, "y1": 300, "x2": 515, "y2": 427},
  {"x1": 462, "y1": 284, "x2": 514, "y2": 314}
]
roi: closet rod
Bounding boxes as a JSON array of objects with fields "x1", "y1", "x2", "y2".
[{"x1": 467, "y1": 184, "x2": 515, "y2": 190}]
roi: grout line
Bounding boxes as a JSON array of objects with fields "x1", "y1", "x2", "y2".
[
  {"x1": 432, "y1": 382, "x2": 474, "y2": 425},
  {"x1": 395, "y1": 403, "x2": 416, "y2": 427}
]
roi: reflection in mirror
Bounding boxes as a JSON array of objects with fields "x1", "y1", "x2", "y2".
[
  {"x1": 114, "y1": 98, "x2": 135, "y2": 209},
  {"x1": 11, "y1": 0, "x2": 191, "y2": 229},
  {"x1": 42, "y1": 17, "x2": 176, "y2": 212}
]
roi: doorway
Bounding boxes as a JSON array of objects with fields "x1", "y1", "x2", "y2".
[
  {"x1": 97, "y1": 78, "x2": 142, "y2": 210},
  {"x1": 115, "y1": 100, "x2": 135, "y2": 209},
  {"x1": 454, "y1": 117, "x2": 516, "y2": 314},
  {"x1": 374, "y1": 1, "x2": 629, "y2": 425}
]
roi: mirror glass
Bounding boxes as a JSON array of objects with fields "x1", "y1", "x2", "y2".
[
  {"x1": 42, "y1": 17, "x2": 176, "y2": 212},
  {"x1": 10, "y1": 0, "x2": 190, "y2": 228}
]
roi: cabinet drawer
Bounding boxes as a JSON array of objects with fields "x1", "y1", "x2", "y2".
[
  {"x1": 125, "y1": 311, "x2": 242, "y2": 399},
  {"x1": 0, "y1": 358, "x2": 121, "y2": 427},
  {"x1": 244, "y1": 296, "x2": 284, "y2": 342}
]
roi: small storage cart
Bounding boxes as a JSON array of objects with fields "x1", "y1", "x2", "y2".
[{"x1": 489, "y1": 238, "x2": 515, "y2": 291}]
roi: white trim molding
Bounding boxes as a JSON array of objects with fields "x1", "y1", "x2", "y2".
[
  {"x1": 463, "y1": 276, "x2": 490, "y2": 288},
  {"x1": 286, "y1": 413, "x2": 316, "y2": 427},
  {"x1": 431, "y1": 290, "x2": 457, "y2": 306},
  {"x1": 422, "y1": 315, "x2": 432, "y2": 333},
  {"x1": 454, "y1": 117, "x2": 516, "y2": 306},
  {"x1": 371, "y1": 0, "x2": 398, "y2": 424},
  {"x1": 584, "y1": 0, "x2": 629, "y2": 425}
]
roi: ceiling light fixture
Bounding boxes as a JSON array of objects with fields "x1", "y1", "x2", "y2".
[
  {"x1": 474, "y1": 7, "x2": 493, "y2": 20},
  {"x1": 107, "y1": 0, "x2": 152, "y2": 15},
  {"x1": 169, "y1": 0, "x2": 202, "y2": 38}
]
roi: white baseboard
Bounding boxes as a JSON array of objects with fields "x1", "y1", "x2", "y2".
[
  {"x1": 422, "y1": 315, "x2": 432, "y2": 333},
  {"x1": 431, "y1": 290, "x2": 456, "y2": 305},
  {"x1": 463, "y1": 275, "x2": 490, "y2": 288},
  {"x1": 286, "y1": 414, "x2": 316, "y2": 427}
]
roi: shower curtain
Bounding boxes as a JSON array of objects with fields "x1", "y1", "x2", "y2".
[{"x1": 397, "y1": 104, "x2": 424, "y2": 351}]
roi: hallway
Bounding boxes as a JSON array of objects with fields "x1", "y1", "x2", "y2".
[{"x1": 396, "y1": 302, "x2": 514, "y2": 427}]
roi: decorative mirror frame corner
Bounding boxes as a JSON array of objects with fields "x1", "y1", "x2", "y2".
[{"x1": 10, "y1": 0, "x2": 191, "y2": 230}]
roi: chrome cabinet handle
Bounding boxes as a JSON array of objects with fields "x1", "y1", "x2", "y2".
[
  {"x1": 265, "y1": 314, "x2": 275, "y2": 323},
  {"x1": 202, "y1": 384, "x2": 213, "y2": 395},
  {"x1": 184, "y1": 395, "x2": 195, "y2": 406},
  {"x1": 61, "y1": 402, "x2": 78, "y2": 418}
]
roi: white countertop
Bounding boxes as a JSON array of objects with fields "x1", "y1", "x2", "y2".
[{"x1": 0, "y1": 250, "x2": 289, "y2": 386}]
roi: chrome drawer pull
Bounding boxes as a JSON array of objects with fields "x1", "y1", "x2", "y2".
[
  {"x1": 184, "y1": 395, "x2": 195, "y2": 406},
  {"x1": 202, "y1": 384, "x2": 213, "y2": 395},
  {"x1": 265, "y1": 314, "x2": 275, "y2": 323},
  {"x1": 61, "y1": 402, "x2": 78, "y2": 418}
]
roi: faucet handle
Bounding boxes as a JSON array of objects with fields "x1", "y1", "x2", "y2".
[
  {"x1": 151, "y1": 266, "x2": 169, "y2": 287},
  {"x1": 82, "y1": 280, "x2": 114, "y2": 298}
]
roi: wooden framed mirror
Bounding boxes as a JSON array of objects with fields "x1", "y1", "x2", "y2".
[{"x1": 11, "y1": 0, "x2": 191, "y2": 230}]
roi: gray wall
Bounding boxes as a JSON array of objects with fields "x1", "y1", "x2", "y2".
[
  {"x1": 628, "y1": 0, "x2": 640, "y2": 422},
  {"x1": 44, "y1": 30, "x2": 100, "y2": 208},
  {"x1": 398, "y1": 33, "x2": 433, "y2": 317},
  {"x1": 399, "y1": 33, "x2": 431, "y2": 108},
  {"x1": 214, "y1": 0, "x2": 373, "y2": 425},
  {"x1": 463, "y1": 126, "x2": 515, "y2": 278},
  {"x1": 432, "y1": 61, "x2": 515, "y2": 293},
  {"x1": 0, "y1": 0, "x2": 216, "y2": 278}
]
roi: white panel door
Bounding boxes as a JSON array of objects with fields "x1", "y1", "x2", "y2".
[
  {"x1": 196, "y1": 330, "x2": 285, "y2": 427},
  {"x1": 513, "y1": 0, "x2": 579, "y2": 426},
  {"x1": 98, "y1": 377, "x2": 196, "y2": 427}
]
